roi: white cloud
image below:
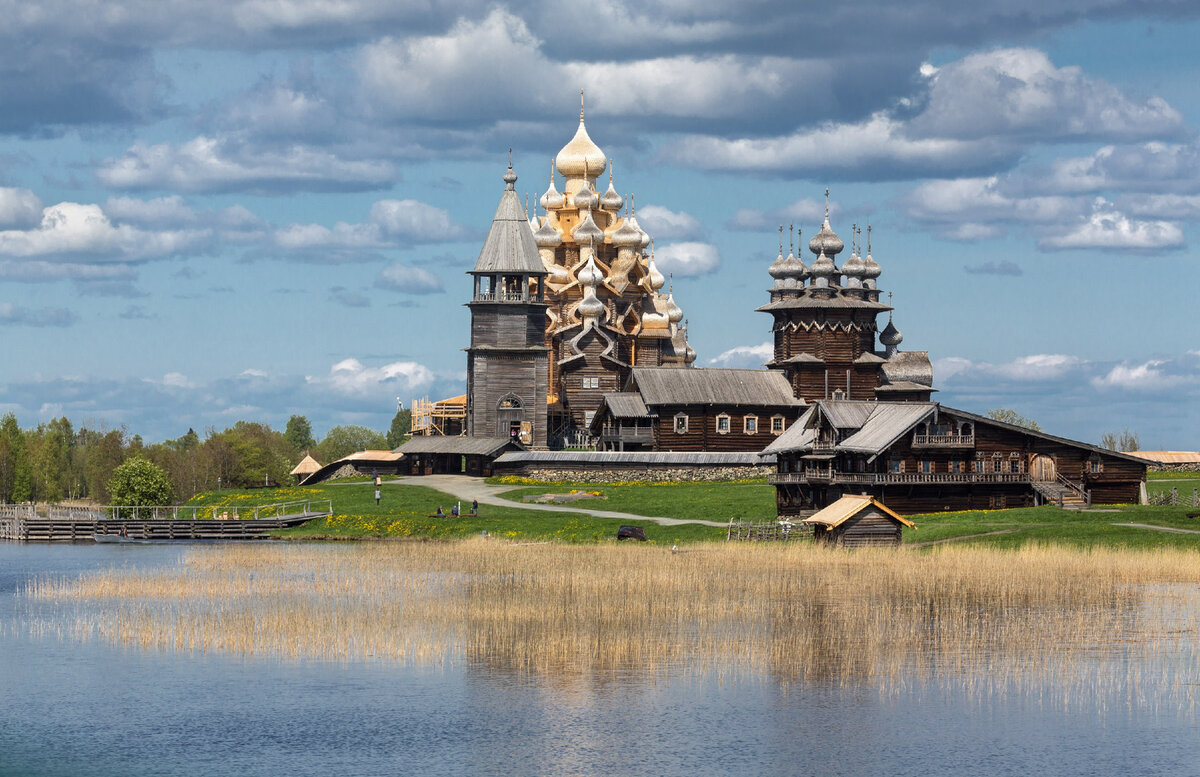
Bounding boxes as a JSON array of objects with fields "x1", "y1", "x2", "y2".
[
  {"x1": 98, "y1": 136, "x2": 396, "y2": 194},
  {"x1": 1038, "y1": 198, "x2": 1183, "y2": 251},
  {"x1": 274, "y1": 221, "x2": 383, "y2": 250},
  {"x1": 937, "y1": 354, "x2": 1088, "y2": 382},
  {"x1": 668, "y1": 47, "x2": 1182, "y2": 179},
  {"x1": 636, "y1": 205, "x2": 704, "y2": 240},
  {"x1": 1045, "y1": 142, "x2": 1200, "y2": 195},
  {"x1": 1091, "y1": 360, "x2": 1186, "y2": 391},
  {"x1": 0, "y1": 188, "x2": 43, "y2": 229},
  {"x1": 374, "y1": 263, "x2": 444, "y2": 294},
  {"x1": 707, "y1": 342, "x2": 773, "y2": 368},
  {"x1": 369, "y1": 199, "x2": 470, "y2": 242},
  {"x1": 726, "y1": 198, "x2": 835, "y2": 232},
  {"x1": 0, "y1": 302, "x2": 77, "y2": 327},
  {"x1": 906, "y1": 48, "x2": 1182, "y2": 143},
  {"x1": 0, "y1": 202, "x2": 208, "y2": 262},
  {"x1": 306, "y1": 357, "x2": 436, "y2": 398},
  {"x1": 653, "y1": 241, "x2": 720, "y2": 277}
]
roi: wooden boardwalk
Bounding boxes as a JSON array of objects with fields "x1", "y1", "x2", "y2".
[{"x1": 0, "y1": 500, "x2": 331, "y2": 542}]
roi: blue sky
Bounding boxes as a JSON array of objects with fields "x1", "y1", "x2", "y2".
[{"x1": 0, "y1": 1, "x2": 1197, "y2": 448}]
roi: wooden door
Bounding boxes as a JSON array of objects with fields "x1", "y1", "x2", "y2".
[{"x1": 1030, "y1": 455, "x2": 1056, "y2": 482}]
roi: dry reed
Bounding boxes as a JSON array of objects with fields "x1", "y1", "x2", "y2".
[{"x1": 21, "y1": 541, "x2": 1200, "y2": 708}]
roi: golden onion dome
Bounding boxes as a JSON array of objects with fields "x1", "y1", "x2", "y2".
[
  {"x1": 665, "y1": 291, "x2": 684, "y2": 324},
  {"x1": 555, "y1": 107, "x2": 606, "y2": 180}
]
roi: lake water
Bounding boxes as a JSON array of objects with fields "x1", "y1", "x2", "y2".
[{"x1": 2, "y1": 542, "x2": 1198, "y2": 777}]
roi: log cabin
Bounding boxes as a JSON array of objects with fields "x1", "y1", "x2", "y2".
[{"x1": 764, "y1": 400, "x2": 1149, "y2": 515}]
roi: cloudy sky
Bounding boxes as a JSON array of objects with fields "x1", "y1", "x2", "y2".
[{"x1": 1, "y1": 0, "x2": 1198, "y2": 448}]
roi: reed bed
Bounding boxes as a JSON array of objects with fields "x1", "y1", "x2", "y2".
[{"x1": 22, "y1": 541, "x2": 1200, "y2": 708}]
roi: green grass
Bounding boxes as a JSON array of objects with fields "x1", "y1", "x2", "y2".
[
  {"x1": 183, "y1": 482, "x2": 726, "y2": 544},
  {"x1": 488, "y1": 479, "x2": 775, "y2": 522},
  {"x1": 906, "y1": 503, "x2": 1200, "y2": 550}
]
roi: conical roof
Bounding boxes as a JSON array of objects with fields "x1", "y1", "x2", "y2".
[
  {"x1": 290, "y1": 454, "x2": 321, "y2": 476},
  {"x1": 472, "y1": 164, "x2": 545, "y2": 275}
]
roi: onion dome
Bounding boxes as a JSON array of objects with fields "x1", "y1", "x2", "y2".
[
  {"x1": 879, "y1": 314, "x2": 903, "y2": 348},
  {"x1": 599, "y1": 164, "x2": 624, "y2": 211},
  {"x1": 646, "y1": 252, "x2": 666, "y2": 290},
  {"x1": 576, "y1": 255, "x2": 604, "y2": 287},
  {"x1": 808, "y1": 188, "x2": 844, "y2": 258},
  {"x1": 665, "y1": 291, "x2": 684, "y2": 324},
  {"x1": 684, "y1": 344, "x2": 697, "y2": 364},
  {"x1": 573, "y1": 184, "x2": 598, "y2": 211},
  {"x1": 577, "y1": 284, "x2": 606, "y2": 319},
  {"x1": 862, "y1": 225, "x2": 881, "y2": 282},
  {"x1": 810, "y1": 251, "x2": 837, "y2": 285},
  {"x1": 627, "y1": 203, "x2": 650, "y2": 250},
  {"x1": 768, "y1": 246, "x2": 787, "y2": 282},
  {"x1": 540, "y1": 163, "x2": 565, "y2": 210},
  {"x1": 572, "y1": 208, "x2": 604, "y2": 246},
  {"x1": 841, "y1": 236, "x2": 865, "y2": 280},
  {"x1": 641, "y1": 297, "x2": 669, "y2": 329},
  {"x1": 534, "y1": 218, "x2": 562, "y2": 248},
  {"x1": 612, "y1": 215, "x2": 642, "y2": 249},
  {"x1": 555, "y1": 95, "x2": 606, "y2": 180}
]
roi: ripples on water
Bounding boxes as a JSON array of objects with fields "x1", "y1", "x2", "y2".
[{"x1": 3, "y1": 541, "x2": 1199, "y2": 777}]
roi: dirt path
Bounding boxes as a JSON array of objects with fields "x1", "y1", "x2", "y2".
[
  {"x1": 1112, "y1": 522, "x2": 1200, "y2": 535},
  {"x1": 908, "y1": 528, "x2": 1028, "y2": 547},
  {"x1": 383, "y1": 474, "x2": 728, "y2": 528}
]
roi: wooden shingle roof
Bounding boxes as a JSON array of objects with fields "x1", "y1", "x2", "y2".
[
  {"x1": 629, "y1": 367, "x2": 802, "y2": 408},
  {"x1": 471, "y1": 169, "x2": 544, "y2": 275},
  {"x1": 802, "y1": 495, "x2": 915, "y2": 529}
]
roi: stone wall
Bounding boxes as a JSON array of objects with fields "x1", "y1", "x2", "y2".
[
  {"x1": 1150, "y1": 464, "x2": 1200, "y2": 473},
  {"x1": 494, "y1": 464, "x2": 772, "y2": 483}
]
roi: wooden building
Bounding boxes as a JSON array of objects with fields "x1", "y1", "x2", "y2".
[
  {"x1": 466, "y1": 162, "x2": 550, "y2": 447},
  {"x1": 759, "y1": 204, "x2": 934, "y2": 403},
  {"x1": 765, "y1": 400, "x2": 1149, "y2": 515},
  {"x1": 802, "y1": 495, "x2": 915, "y2": 547},
  {"x1": 588, "y1": 367, "x2": 805, "y2": 452},
  {"x1": 289, "y1": 454, "x2": 321, "y2": 484},
  {"x1": 396, "y1": 436, "x2": 524, "y2": 477}
]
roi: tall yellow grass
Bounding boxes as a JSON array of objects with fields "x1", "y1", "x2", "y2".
[{"x1": 23, "y1": 541, "x2": 1200, "y2": 707}]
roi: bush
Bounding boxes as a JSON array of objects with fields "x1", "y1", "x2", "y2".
[{"x1": 108, "y1": 456, "x2": 175, "y2": 507}]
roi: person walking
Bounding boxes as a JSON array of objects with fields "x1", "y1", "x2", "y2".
[
  {"x1": 471, "y1": 498, "x2": 478, "y2": 516},
  {"x1": 375, "y1": 487, "x2": 381, "y2": 505}
]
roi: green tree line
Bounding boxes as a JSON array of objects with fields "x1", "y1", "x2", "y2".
[{"x1": 0, "y1": 409, "x2": 410, "y2": 504}]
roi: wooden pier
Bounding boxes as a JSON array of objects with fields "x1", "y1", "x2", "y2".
[{"x1": 0, "y1": 500, "x2": 332, "y2": 542}]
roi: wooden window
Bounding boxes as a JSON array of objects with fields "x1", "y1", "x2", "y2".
[
  {"x1": 1010, "y1": 460, "x2": 1021, "y2": 474},
  {"x1": 744, "y1": 415, "x2": 758, "y2": 434},
  {"x1": 921, "y1": 460, "x2": 931, "y2": 474},
  {"x1": 889, "y1": 459, "x2": 901, "y2": 473},
  {"x1": 674, "y1": 413, "x2": 688, "y2": 434},
  {"x1": 993, "y1": 459, "x2": 1002, "y2": 473},
  {"x1": 584, "y1": 411, "x2": 595, "y2": 428},
  {"x1": 990, "y1": 495, "x2": 1006, "y2": 509},
  {"x1": 716, "y1": 414, "x2": 731, "y2": 434},
  {"x1": 771, "y1": 415, "x2": 785, "y2": 435},
  {"x1": 581, "y1": 377, "x2": 600, "y2": 389},
  {"x1": 831, "y1": 388, "x2": 846, "y2": 400},
  {"x1": 951, "y1": 460, "x2": 962, "y2": 474},
  {"x1": 1090, "y1": 459, "x2": 1103, "y2": 473}
]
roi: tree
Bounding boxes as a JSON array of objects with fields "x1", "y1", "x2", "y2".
[
  {"x1": 0, "y1": 413, "x2": 31, "y2": 503},
  {"x1": 284, "y1": 415, "x2": 316, "y2": 454},
  {"x1": 386, "y1": 408, "x2": 412, "y2": 449},
  {"x1": 316, "y1": 425, "x2": 389, "y2": 464},
  {"x1": 83, "y1": 429, "x2": 126, "y2": 503},
  {"x1": 986, "y1": 408, "x2": 1042, "y2": 432},
  {"x1": 108, "y1": 456, "x2": 174, "y2": 507},
  {"x1": 1101, "y1": 428, "x2": 1140, "y2": 452}
]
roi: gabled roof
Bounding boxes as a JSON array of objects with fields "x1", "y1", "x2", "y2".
[
  {"x1": 629, "y1": 367, "x2": 803, "y2": 407},
  {"x1": 838, "y1": 403, "x2": 937, "y2": 454},
  {"x1": 802, "y1": 495, "x2": 915, "y2": 529},
  {"x1": 471, "y1": 170, "x2": 544, "y2": 275},
  {"x1": 943, "y1": 406, "x2": 1152, "y2": 465},
  {"x1": 761, "y1": 406, "x2": 816, "y2": 455},
  {"x1": 597, "y1": 392, "x2": 650, "y2": 419},
  {"x1": 1127, "y1": 451, "x2": 1200, "y2": 464},
  {"x1": 290, "y1": 454, "x2": 321, "y2": 476},
  {"x1": 818, "y1": 400, "x2": 878, "y2": 429},
  {"x1": 397, "y1": 436, "x2": 523, "y2": 456}
]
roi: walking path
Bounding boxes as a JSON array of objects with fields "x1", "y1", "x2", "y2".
[
  {"x1": 1112, "y1": 522, "x2": 1200, "y2": 535},
  {"x1": 385, "y1": 474, "x2": 727, "y2": 528}
]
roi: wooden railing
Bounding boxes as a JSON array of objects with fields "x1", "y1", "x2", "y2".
[
  {"x1": 473, "y1": 291, "x2": 540, "y2": 303},
  {"x1": 912, "y1": 434, "x2": 975, "y2": 447},
  {"x1": 43, "y1": 499, "x2": 333, "y2": 521},
  {"x1": 769, "y1": 471, "x2": 1031, "y2": 486}
]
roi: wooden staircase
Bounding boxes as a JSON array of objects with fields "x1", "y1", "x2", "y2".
[{"x1": 1032, "y1": 480, "x2": 1088, "y2": 510}]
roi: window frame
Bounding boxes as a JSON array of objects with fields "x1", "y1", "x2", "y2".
[
  {"x1": 715, "y1": 413, "x2": 731, "y2": 434},
  {"x1": 770, "y1": 415, "x2": 785, "y2": 435},
  {"x1": 743, "y1": 415, "x2": 758, "y2": 434},
  {"x1": 674, "y1": 413, "x2": 689, "y2": 435}
]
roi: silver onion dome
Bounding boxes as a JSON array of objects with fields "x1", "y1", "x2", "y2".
[
  {"x1": 534, "y1": 218, "x2": 562, "y2": 248},
  {"x1": 572, "y1": 208, "x2": 604, "y2": 245},
  {"x1": 879, "y1": 316, "x2": 903, "y2": 348},
  {"x1": 540, "y1": 163, "x2": 565, "y2": 211},
  {"x1": 612, "y1": 215, "x2": 642, "y2": 248},
  {"x1": 599, "y1": 166, "x2": 624, "y2": 211}
]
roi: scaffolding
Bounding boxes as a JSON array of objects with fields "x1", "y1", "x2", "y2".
[{"x1": 411, "y1": 395, "x2": 467, "y2": 436}]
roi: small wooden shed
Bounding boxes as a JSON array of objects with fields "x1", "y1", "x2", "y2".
[
  {"x1": 290, "y1": 454, "x2": 321, "y2": 483},
  {"x1": 802, "y1": 495, "x2": 914, "y2": 547}
]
